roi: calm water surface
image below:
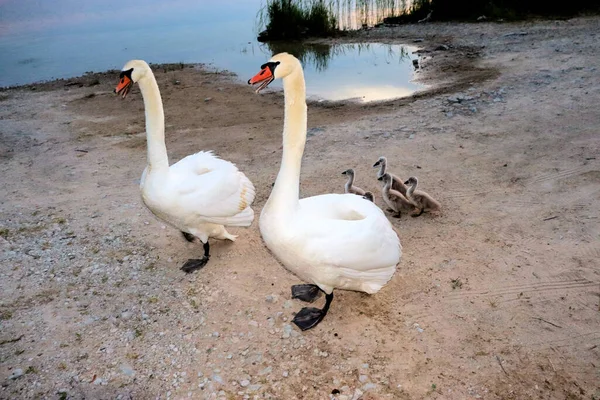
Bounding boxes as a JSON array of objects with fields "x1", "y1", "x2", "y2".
[{"x1": 0, "y1": 0, "x2": 424, "y2": 101}]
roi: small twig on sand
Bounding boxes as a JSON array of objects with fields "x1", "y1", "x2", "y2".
[
  {"x1": 496, "y1": 355, "x2": 509, "y2": 376},
  {"x1": 432, "y1": 145, "x2": 437, "y2": 150},
  {"x1": 543, "y1": 216, "x2": 558, "y2": 221},
  {"x1": 533, "y1": 317, "x2": 562, "y2": 329},
  {"x1": 0, "y1": 335, "x2": 23, "y2": 346},
  {"x1": 547, "y1": 356, "x2": 556, "y2": 372},
  {"x1": 75, "y1": 149, "x2": 89, "y2": 153}
]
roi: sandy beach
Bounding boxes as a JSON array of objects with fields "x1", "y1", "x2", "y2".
[{"x1": 1, "y1": 16, "x2": 599, "y2": 399}]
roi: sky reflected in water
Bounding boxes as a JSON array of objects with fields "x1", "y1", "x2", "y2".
[{"x1": 0, "y1": 0, "x2": 424, "y2": 101}]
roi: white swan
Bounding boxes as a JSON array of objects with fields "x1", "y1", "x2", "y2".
[
  {"x1": 248, "y1": 53, "x2": 401, "y2": 330},
  {"x1": 115, "y1": 60, "x2": 255, "y2": 273}
]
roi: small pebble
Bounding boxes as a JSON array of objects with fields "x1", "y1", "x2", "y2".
[{"x1": 9, "y1": 369, "x2": 23, "y2": 380}]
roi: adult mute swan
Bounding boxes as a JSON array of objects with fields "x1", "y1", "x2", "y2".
[
  {"x1": 115, "y1": 60, "x2": 255, "y2": 273},
  {"x1": 248, "y1": 53, "x2": 401, "y2": 331}
]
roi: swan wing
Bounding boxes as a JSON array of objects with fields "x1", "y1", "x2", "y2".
[
  {"x1": 297, "y1": 194, "x2": 401, "y2": 271},
  {"x1": 167, "y1": 151, "x2": 255, "y2": 223}
]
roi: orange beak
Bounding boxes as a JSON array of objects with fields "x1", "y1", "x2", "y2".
[
  {"x1": 248, "y1": 67, "x2": 274, "y2": 93},
  {"x1": 115, "y1": 76, "x2": 133, "y2": 99}
]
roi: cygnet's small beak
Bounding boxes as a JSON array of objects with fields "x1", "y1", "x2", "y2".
[{"x1": 373, "y1": 162, "x2": 380, "y2": 167}]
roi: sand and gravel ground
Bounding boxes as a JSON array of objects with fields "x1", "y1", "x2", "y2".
[{"x1": 1, "y1": 16, "x2": 599, "y2": 400}]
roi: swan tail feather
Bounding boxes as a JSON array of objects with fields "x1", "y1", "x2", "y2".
[
  {"x1": 206, "y1": 206, "x2": 255, "y2": 227},
  {"x1": 337, "y1": 265, "x2": 397, "y2": 294}
]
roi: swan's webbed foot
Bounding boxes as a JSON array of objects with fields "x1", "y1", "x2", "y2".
[
  {"x1": 291, "y1": 284, "x2": 321, "y2": 303},
  {"x1": 292, "y1": 292, "x2": 333, "y2": 331},
  {"x1": 182, "y1": 231, "x2": 198, "y2": 243},
  {"x1": 180, "y1": 242, "x2": 210, "y2": 273},
  {"x1": 411, "y1": 208, "x2": 424, "y2": 217},
  {"x1": 180, "y1": 257, "x2": 209, "y2": 273}
]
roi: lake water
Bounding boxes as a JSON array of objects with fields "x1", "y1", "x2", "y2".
[{"x1": 0, "y1": 0, "x2": 424, "y2": 102}]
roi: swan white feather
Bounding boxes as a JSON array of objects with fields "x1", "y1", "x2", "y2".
[
  {"x1": 118, "y1": 60, "x2": 255, "y2": 246},
  {"x1": 255, "y1": 53, "x2": 401, "y2": 296}
]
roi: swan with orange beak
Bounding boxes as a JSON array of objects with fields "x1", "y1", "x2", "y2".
[
  {"x1": 112, "y1": 59, "x2": 256, "y2": 273},
  {"x1": 248, "y1": 53, "x2": 401, "y2": 331}
]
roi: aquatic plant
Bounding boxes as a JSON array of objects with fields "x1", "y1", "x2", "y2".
[
  {"x1": 258, "y1": 0, "x2": 599, "y2": 41},
  {"x1": 258, "y1": 0, "x2": 338, "y2": 41}
]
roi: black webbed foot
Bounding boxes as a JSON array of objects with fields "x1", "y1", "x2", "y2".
[
  {"x1": 291, "y1": 284, "x2": 322, "y2": 302},
  {"x1": 180, "y1": 257, "x2": 209, "y2": 273},
  {"x1": 293, "y1": 307, "x2": 326, "y2": 331},
  {"x1": 292, "y1": 292, "x2": 333, "y2": 331},
  {"x1": 182, "y1": 232, "x2": 197, "y2": 242}
]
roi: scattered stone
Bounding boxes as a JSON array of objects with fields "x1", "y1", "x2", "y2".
[
  {"x1": 283, "y1": 300, "x2": 293, "y2": 309},
  {"x1": 259, "y1": 366, "x2": 272, "y2": 375},
  {"x1": 204, "y1": 97, "x2": 212, "y2": 102},
  {"x1": 351, "y1": 388, "x2": 364, "y2": 400},
  {"x1": 120, "y1": 364, "x2": 135, "y2": 377},
  {"x1": 445, "y1": 112, "x2": 454, "y2": 118},
  {"x1": 265, "y1": 294, "x2": 277, "y2": 303},
  {"x1": 248, "y1": 320, "x2": 258, "y2": 327},
  {"x1": 362, "y1": 383, "x2": 377, "y2": 391},
  {"x1": 282, "y1": 371, "x2": 289, "y2": 377},
  {"x1": 359, "y1": 374, "x2": 369, "y2": 383},
  {"x1": 282, "y1": 324, "x2": 293, "y2": 339},
  {"x1": 307, "y1": 127, "x2": 324, "y2": 137},
  {"x1": 412, "y1": 59, "x2": 419, "y2": 69},
  {"x1": 9, "y1": 369, "x2": 24, "y2": 380},
  {"x1": 413, "y1": 38, "x2": 424, "y2": 43},
  {"x1": 240, "y1": 379, "x2": 250, "y2": 387},
  {"x1": 435, "y1": 44, "x2": 450, "y2": 51}
]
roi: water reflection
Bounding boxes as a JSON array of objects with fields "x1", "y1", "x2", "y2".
[
  {"x1": 258, "y1": 41, "x2": 421, "y2": 102},
  {"x1": 333, "y1": 0, "x2": 412, "y2": 29}
]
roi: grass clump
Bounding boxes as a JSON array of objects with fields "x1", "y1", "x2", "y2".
[
  {"x1": 385, "y1": 0, "x2": 599, "y2": 23},
  {"x1": 258, "y1": 0, "x2": 338, "y2": 41}
]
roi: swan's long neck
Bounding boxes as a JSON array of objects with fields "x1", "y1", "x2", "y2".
[
  {"x1": 345, "y1": 174, "x2": 354, "y2": 192},
  {"x1": 377, "y1": 159, "x2": 387, "y2": 179},
  {"x1": 268, "y1": 68, "x2": 307, "y2": 213},
  {"x1": 138, "y1": 72, "x2": 169, "y2": 171}
]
